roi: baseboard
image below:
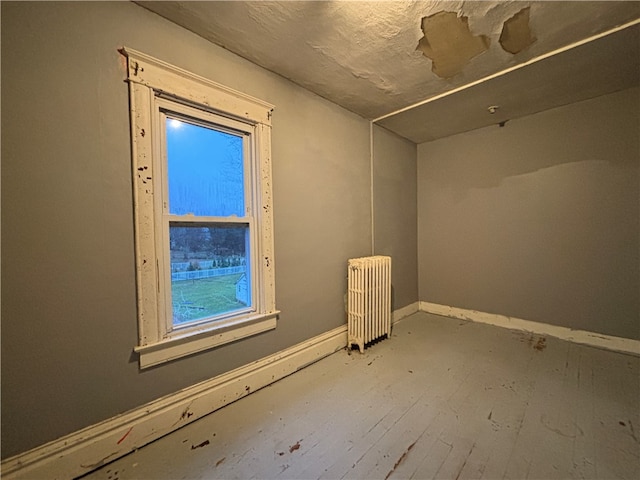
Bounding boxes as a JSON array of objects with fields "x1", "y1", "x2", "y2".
[
  {"x1": 0, "y1": 325, "x2": 348, "y2": 480},
  {"x1": 0, "y1": 302, "x2": 458, "y2": 479},
  {"x1": 420, "y1": 301, "x2": 640, "y2": 356},
  {"x1": 392, "y1": 301, "x2": 419, "y2": 324}
]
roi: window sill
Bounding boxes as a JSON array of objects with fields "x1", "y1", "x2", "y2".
[{"x1": 134, "y1": 311, "x2": 279, "y2": 369}]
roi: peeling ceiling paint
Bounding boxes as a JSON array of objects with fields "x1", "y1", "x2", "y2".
[
  {"x1": 378, "y1": 23, "x2": 639, "y2": 143},
  {"x1": 417, "y1": 11, "x2": 490, "y2": 79},
  {"x1": 137, "y1": 1, "x2": 639, "y2": 141},
  {"x1": 500, "y1": 7, "x2": 536, "y2": 54}
]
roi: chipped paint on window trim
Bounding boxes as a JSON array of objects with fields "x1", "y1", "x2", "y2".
[{"x1": 121, "y1": 47, "x2": 278, "y2": 368}]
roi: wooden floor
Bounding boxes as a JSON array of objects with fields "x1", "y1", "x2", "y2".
[{"x1": 83, "y1": 312, "x2": 640, "y2": 480}]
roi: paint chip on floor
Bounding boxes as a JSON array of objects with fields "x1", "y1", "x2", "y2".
[
  {"x1": 289, "y1": 440, "x2": 301, "y2": 453},
  {"x1": 190, "y1": 440, "x2": 210, "y2": 450}
]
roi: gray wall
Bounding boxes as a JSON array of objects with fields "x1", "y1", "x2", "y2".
[
  {"x1": 417, "y1": 87, "x2": 639, "y2": 340},
  {"x1": 4, "y1": 0, "x2": 635, "y2": 463},
  {"x1": 1, "y1": 1, "x2": 374, "y2": 458},
  {"x1": 373, "y1": 126, "x2": 418, "y2": 311}
]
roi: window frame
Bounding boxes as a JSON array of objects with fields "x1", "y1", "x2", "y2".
[
  {"x1": 122, "y1": 47, "x2": 278, "y2": 369},
  {"x1": 157, "y1": 103, "x2": 256, "y2": 331}
]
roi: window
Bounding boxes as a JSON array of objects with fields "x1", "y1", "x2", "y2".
[{"x1": 122, "y1": 48, "x2": 278, "y2": 368}]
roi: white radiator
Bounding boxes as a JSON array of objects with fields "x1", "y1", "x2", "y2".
[{"x1": 347, "y1": 255, "x2": 392, "y2": 353}]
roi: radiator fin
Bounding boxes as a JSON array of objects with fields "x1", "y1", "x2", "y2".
[{"x1": 347, "y1": 255, "x2": 391, "y2": 353}]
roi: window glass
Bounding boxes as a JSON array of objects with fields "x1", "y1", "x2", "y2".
[
  {"x1": 166, "y1": 117, "x2": 245, "y2": 217},
  {"x1": 170, "y1": 225, "x2": 250, "y2": 325}
]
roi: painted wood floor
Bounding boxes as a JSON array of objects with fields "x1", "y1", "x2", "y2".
[{"x1": 82, "y1": 312, "x2": 640, "y2": 480}]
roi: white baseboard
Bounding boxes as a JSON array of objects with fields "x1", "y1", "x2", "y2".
[
  {"x1": 420, "y1": 301, "x2": 640, "y2": 356},
  {"x1": 6, "y1": 301, "x2": 635, "y2": 479},
  {"x1": 0, "y1": 325, "x2": 348, "y2": 480},
  {"x1": 392, "y1": 301, "x2": 419, "y2": 324}
]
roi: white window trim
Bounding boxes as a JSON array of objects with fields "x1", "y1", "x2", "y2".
[{"x1": 121, "y1": 47, "x2": 278, "y2": 368}]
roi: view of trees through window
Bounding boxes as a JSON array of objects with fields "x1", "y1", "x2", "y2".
[{"x1": 166, "y1": 118, "x2": 250, "y2": 325}]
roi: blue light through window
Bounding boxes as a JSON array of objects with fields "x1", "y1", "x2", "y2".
[
  {"x1": 166, "y1": 117, "x2": 250, "y2": 326},
  {"x1": 166, "y1": 119, "x2": 244, "y2": 217}
]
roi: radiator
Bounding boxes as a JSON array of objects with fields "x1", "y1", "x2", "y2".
[{"x1": 347, "y1": 255, "x2": 392, "y2": 353}]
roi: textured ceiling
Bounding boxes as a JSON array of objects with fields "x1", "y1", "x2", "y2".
[
  {"x1": 378, "y1": 22, "x2": 639, "y2": 143},
  {"x1": 138, "y1": 1, "x2": 640, "y2": 141}
]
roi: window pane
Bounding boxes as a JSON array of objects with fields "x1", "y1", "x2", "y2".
[
  {"x1": 166, "y1": 118, "x2": 244, "y2": 217},
  {"x1": 170, "y1": 224, "x2": 250, "y2": 326}
]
